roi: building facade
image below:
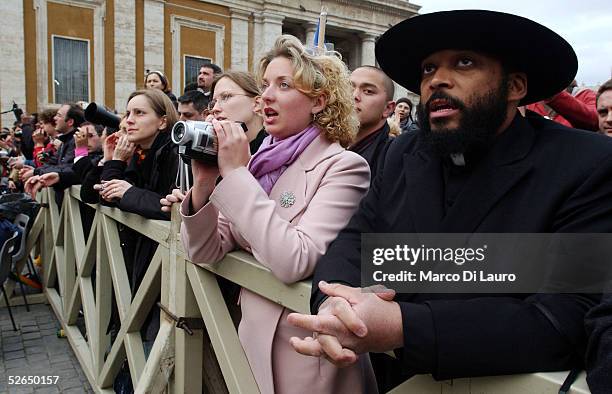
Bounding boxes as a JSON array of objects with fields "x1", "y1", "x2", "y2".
[{"x1": 0, "y1": 0, "x2": 419, "y2": 126}]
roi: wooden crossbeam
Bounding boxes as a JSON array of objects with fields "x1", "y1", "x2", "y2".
[
  {"x1": 192, "y1": 250, "x2": 312, "y2": 314},
  {"x1": 186, "y1": 263, "x2": 260, "y2": 393},
  {"x1": 94, "y1": 217, "x2": 112, "y2": 379},
  {"x1": 168, "y1": 205, "x2": 200, "y2": 394},
  {"x1": 62, "y1": 196, "x2": 77, "y2": 318},
  {"x1": 79, "y1": 213, "x2": 99, "y2": 278},
  {"x1": 136, "y1": 321, "x2": 175, "y2": 394},
  {"x1": 98, "y1": 245, "x2": 163, "y2": 388},
  {"x1": 78, "y1": 196, "x2": 170, "y2": 247},
  {"x1": 100, "y1": 215, "x2": 132, "y2": 321},
  {"x1": 66, "y1": 214, "x2": 98, "y2": 324},
  {"x1": 42, "y1": 194, "x2": 57, "y2": 288},
  {"x1": 67, "y1": 195, "x2": 86, "y2": 271}
]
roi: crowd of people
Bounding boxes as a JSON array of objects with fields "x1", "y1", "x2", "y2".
[{"x1": 2, "y1": 8, "x2": 612, "y2": 394}]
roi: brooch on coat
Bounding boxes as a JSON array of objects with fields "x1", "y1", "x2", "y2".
[{"x1": 279, "y1": 191, "x2": 296, "y2": 208}]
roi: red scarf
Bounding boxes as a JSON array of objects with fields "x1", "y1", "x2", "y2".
[{"x1": 135, "y1": 147, "x2": 149, "y2": 166}]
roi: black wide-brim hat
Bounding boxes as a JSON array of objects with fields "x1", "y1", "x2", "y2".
[{"x1": 375, "y1": 10, "x2": 578, "y2": 105}]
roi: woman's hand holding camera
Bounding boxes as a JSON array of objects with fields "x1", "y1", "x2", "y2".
[
  {"x1": 189, "y1": 159, "x2": 220, "y2": 212},
  {"x1": 187, "y1": 119, "x2": 249, "y2": 213},
  {"x1": 213, "y1": 119, "x2": 250, "y2": 178}
]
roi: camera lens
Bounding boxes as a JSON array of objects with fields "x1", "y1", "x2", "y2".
[{"x1": 171, "y1": 122, "x2": 185, "y2": 144}]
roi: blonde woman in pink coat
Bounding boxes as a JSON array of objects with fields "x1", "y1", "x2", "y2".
[{"x1": 180, "y1": 35, "x2": 377, "y2": 393}]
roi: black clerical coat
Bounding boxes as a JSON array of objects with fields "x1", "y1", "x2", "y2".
[
  {"x1": 312, "y1": 113, "x2": 612, "y2": 380},
  {"x1": 586, "y1": 293, "x2": 612, "y2": 393}
]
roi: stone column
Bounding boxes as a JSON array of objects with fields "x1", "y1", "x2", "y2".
[
  {"x1": 304, "y1": 22, "x2": 318, "y2": 47},
  {"x1": 0, "y1": 0, "x2": 26, "y2": 126},
  {"x1": 263, "y1": 14, "x2": 284, "y2": 52},
  {"x1": 33, "y1": 0, "x2": 48, "y2": 112},
  {"x1": 115, "y1": 0, "x2": 136, "y2": 111},
  {"x1": 252, "y1": 12, "x2": 284, "y2": 69},
  {"x1": 230, "y1": 9, "x2": 250, "y2": 71},
  {"x1": 144, "y1": 0, "x2": 164, "y2": 75},
  {"x1": 93, "y1": 5, "x2": 106, "y2": 103},
  {"x1": 360, "y1": 33, "x2": 377, "y2": 66}
]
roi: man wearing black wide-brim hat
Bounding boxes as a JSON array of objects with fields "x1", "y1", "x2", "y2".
[{"x1": 287, "y1": 10, "x2": 612, "y2": 391}]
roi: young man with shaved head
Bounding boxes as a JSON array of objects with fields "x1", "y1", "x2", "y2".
[{"x1": 349, "y1": 66, "x2": 396, "y2": 176}]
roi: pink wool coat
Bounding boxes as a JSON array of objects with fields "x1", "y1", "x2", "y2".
[{"x1": 180, "y1": 134, "x2": 377, "y2": 394}]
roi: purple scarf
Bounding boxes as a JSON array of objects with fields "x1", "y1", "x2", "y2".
[{"x1": 248, "y1": 124, "x2": 320, "y2": 194}]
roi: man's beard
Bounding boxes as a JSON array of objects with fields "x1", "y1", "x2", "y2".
[{"x1": 416, "y1": 76, "x2": 509, "y2": 158}]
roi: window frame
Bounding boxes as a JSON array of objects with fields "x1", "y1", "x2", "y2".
[
  {"x1": 51, "y1": 34, "x2": 91, "y2": 104},
  {"x1": 183, "y1": 54, "x2": 212, "y2": 92}
]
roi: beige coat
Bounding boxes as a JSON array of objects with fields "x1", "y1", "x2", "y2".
[{"x1": 180, "y1": 135, "x2": 377, "y2": 394}]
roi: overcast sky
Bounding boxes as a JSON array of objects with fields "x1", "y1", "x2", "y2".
[{"x1": 415, "y1": 0, "x2": 612, "y2": 86}]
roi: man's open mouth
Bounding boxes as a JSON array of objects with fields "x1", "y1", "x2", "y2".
[{"x1": 429, "y1": 99, "x2": 459, "y2": 114}]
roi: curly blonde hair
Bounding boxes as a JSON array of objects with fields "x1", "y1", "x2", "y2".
[{"x1": 257, "y1": 35, "x2": 358, "y2": 147}]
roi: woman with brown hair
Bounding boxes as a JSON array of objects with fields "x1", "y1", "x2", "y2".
[
  {"x1": 83, "y1": 89, "x2": 179, "y2": 291},
  {"x1": 145, "y1": 70, "x2": 178, "y2": 108}
]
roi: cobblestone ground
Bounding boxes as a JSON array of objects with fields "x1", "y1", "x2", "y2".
[{"x1": 0, "y1": 303, "x2": 94, "y2": 394}]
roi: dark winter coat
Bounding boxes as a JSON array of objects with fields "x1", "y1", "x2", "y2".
[{"x1": 312, "y1": 113, "x2": 612, "y2": 381}]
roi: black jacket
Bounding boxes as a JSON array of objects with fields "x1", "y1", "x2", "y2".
[
  {"x1": 80, "y1": 161, "x2": 105, "y2": 204},
  {"x1": 586, "y1": 294, "x2": 612, "y2": 393},
  {"x1": 34, "y1": 130, "x2": 76, "y2": 176},
  {"x1": 100, "y1": 132, "x2": 177, "y2": 220},
  {"x1": 51, "y1": 150, "x2": 103, "y2": 191},
  {"x1": 20, "y1": 123, "x2": 34, "y2": 160},
  {"x1": 84, "y1": 132, "x2": 178, "y2": 287},
  {"x1": 72, "y1": 151, "x2": 102, "y2": 181},
  {"x1": 311, "y1": 114, "x2": 612, "y2": 380},
  {"x1": 349, "y1": 122, "x2": 392, "y2": 179}
]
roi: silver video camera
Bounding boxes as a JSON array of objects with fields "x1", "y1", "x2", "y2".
[{"x1": 171, "y1": 120, "x2": 247, "y2": 164}]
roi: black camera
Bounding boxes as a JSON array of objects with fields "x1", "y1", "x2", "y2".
[
  {"x1": 171, "y1": 120, "x2": 248, "y2": 164},
  {"x1": 84, "y1": 102, "x2": 121, "y2": 130}
]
